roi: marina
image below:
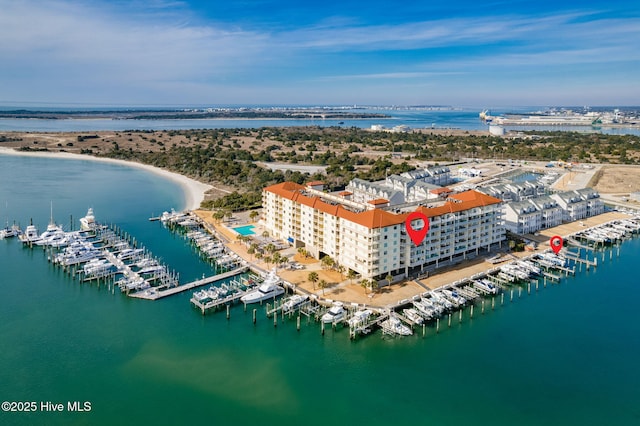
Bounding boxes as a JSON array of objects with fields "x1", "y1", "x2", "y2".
[
  {"x1": 5, "y1": 199, "x2": 640, "y2": 341},
  {"x1": 2, "y1": 146, "x2": 640, "y2": 426}
]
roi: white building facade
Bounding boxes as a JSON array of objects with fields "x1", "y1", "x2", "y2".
[{"x1": 263, "y1": 182, "x2": 505, "y2": 281}]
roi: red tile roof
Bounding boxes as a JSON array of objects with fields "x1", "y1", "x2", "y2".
[
  {"x1": 264, "y1": 182, "x2": 501, "y2": 229},
  {"x1": 367, "y1": 198, "x2": 389, "y2": 205}
]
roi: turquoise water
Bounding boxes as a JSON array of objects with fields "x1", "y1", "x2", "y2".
[
  {"x1": 1, "y1": 154, "x2": 640, "y2": 425},
  {"x1": 509, "y1": 171, "x2": 543, "y2": 183},
  {"x1": 233, "y1": 225, "x2": 256, "y2": 236}
]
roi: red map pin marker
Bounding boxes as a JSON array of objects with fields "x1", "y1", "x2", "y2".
[
  {"x1": 405, "y1": 212, "x2": 430, "y2": 246},
  {"x1": 550, "y1": 235, "x2": 563, "y2": 255}
]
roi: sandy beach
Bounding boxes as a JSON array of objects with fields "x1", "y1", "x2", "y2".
[{"x1": 0, "y1": 147, "x2": 211, "y2": 210}]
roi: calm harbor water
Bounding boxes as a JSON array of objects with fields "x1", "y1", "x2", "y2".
[
  {"x1": 1, "y1": 154, "x2": 640, "y2": 425},
  {"x1": 1, "y1": 108, "x2": 639, "y2": 135}
]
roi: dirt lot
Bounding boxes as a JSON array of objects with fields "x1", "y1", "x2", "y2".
[{"x1": 591, "y1": 165, "x2": 640, "y2": 194}]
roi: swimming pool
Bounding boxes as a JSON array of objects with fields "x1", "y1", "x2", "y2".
[{"x1": 233, "y1": 225, "x2": 255, "y2": 236}]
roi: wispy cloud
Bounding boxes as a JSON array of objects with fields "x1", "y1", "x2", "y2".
[{"x1": 0, "y1": 1, "x2": 638, "y2": 105}]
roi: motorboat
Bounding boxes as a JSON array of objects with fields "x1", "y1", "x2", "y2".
[
  {"x1": 240, "y1": 268, "x2": 284, "y2": 304},
  {"x1": 80, "y1": 208, "x2": 97, "y2": 231},
  {"x1": 117, "y1": 248, "x2": 144, "y2": 261},
  {"x1": 321, "y1": 302, "x2": 345, "y2": 324},
  {"x1": 474, "y1": 279, "x2": 498, "y2": 295},
  {"x1": 281, "y1": 294, "x2": 309, "y2": 314},
  {"x1": 347, "y1": 309, "x2": 373, "y2": 327},
  {"x1": 381, "y1": 314, "x2": 413, "y2": 336},
  {"x1": 35, "y1": 223, "x2": 64, "y2": 246},
  {"x1": 0, "y1": 222, "x2": 20, "y2": 239},
  {"x1": 402, "y1": 308, "x2": 424, "y2": 325},
  {"x1": 19, "y1": 223, "x2": 41, "y2": 244},
  {"x1": 413, "y1": 300, "x2": 437, "y2": 320}
]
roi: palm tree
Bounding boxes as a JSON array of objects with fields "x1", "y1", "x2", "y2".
[
  {"x1": 247, "y1": 245, "x2": 255, "y2": 260},
  {"x1": 360, "y1": 279, "x2": 370, "y2": 294},
  {"x1": 347, "y1": 269, "x2": 357, "y2": 285},
  {"x1": 265, "y1": 243, "x2": 276, "y2": 254},
  {"x1": 271, "y1": 252, "x2": 282, "y2": 270},
  {"x1": 318, "y1": 279, "x2": 327, "y2": 295},
  {"x1": 308, "y1": 271, "x2": 319, "y2": 290},
  {"x1": 321, "y1": 255, "x2": 334, "y2": 270},
  {"x1": 224, "y1": 210, "x2": 233, "y2": 223},
  {"x1": 297, "y1": 247, "x2": 307, "y2": 259},
  {"x1": 263, "y1": 255, "x2": 272, "y2": 269},
  {"x1": 249, "y1": 210, "x2": 259, "y2": 223},
  {"x1": 336, "y1": 264, "x2": 345, "y2": 280},
  {"x1": 262, "y1": 230, "x2": 269, "y2": 238},
  {"x1": 385, "y1": 273, "x2": 393, "y2": 288},
  {"x1": 370, "y1": 279, "x2": 379, "y2": 294}
]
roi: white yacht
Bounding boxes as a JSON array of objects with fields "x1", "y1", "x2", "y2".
[
  {"x1": 347, "y1": 309, "x2": 372, "y2": 327},
  {"x1": 474, "y1": 279, "x2": 498, "y2": 295},
  {"x1": 0, "y1": 223, "x2": 19, "y2": 239},
  {"x1": 34, "y1": 221, "x2": 64, "y2": 246},
  {"x1": 281, "y1": 294, "x2": 309, "y2": 313},
  {"x1": 240, "y1": 268, "x2": 284, "y2": 304},
  {"x1": 402, "y1": 308, "x2": 424, "y2": 325},
  {"x1": 80, "y1": 208, "x2": 97, "y2": 231},
  {"x1": 19, "y1": 223, "x2": 41, "y2": 244},
  {"x1": 321, "y1": 302, "x2": 345, "y2": 324},
  {"x1": 381, "y1": 314, "x2": 413, "y2": 336}
]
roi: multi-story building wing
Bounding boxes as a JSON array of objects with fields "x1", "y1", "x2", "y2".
[
  {"x1": 263, "y1": 182, "x2": 504, "y2": 281},
  {"x1": 504, "y1": 201, "x2": 541, "y2": 234},
  {"x1": 550, "y1": 191, "x2": 589, "y2": 221},
  {"x1": 528, "y1": 196, "x2": 563, "y2": 229}
]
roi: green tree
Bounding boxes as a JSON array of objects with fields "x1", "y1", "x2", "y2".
[
  {"x1": 360, "y1": 279, "x2": 370, "y2": 294},
  {"x1": 212, "y1": 210, "x2": 225, "y2": 223},
  {"x1": 265, "y1": 243, "x2": 276, "y2": 254},
  {"x1": 308, "y1": 271, "x2": 319, "y2": 290},
  {"x1": 321, "y1": 255, "x2": 334, "y2": 270},
  {"x1": 347, "y1": 269, "x2": 357, "y2": 286},
  {"x1": 336, "y1": 264, "x2": 345, "y2": 280},
  {"x1": 385, "y1": 273, "x2": 393, "y2": 288},
  {"x1": 249, "y1": 210, "x2": 259, "y2": 222},
  {"x1": 318, "y1": 279, "x2": 328, "y2": 295}
]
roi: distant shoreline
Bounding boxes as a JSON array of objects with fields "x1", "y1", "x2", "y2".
[{"x1": 0, "y1": 147, "x2": 211, "y2": 211}]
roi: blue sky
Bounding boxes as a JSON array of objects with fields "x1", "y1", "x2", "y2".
[{"x1": 1, "y1": 0, "x2": 638, "y2": 107}]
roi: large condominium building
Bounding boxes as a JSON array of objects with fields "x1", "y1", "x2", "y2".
[{"x1": 263, "y1": 181, "x2": 504, "y2": 282}]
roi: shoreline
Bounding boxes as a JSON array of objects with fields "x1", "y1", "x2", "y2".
[{"x1": 0, "y1": 147, "x2": 212, "y2": 211}]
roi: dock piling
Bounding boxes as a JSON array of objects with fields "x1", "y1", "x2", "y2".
[{"x1": 252, "y1": 308, "x2": 257, "y2": 324}]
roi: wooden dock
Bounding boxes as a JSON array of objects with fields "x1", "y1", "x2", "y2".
[{"x1": 129, "y1": 266, "x2": 248, "y2": 300}]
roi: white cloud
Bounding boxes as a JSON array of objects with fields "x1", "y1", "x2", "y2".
[{"x1": 0, "y1": 1, "x2": 638, "y2": 105}]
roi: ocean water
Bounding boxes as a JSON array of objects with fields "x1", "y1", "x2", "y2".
[
  {"x1": 1, "y1": 154, "x2": 640, "y2": 426},
  {"x1": 1, "y1": 108, "x2": 639, "y2": 135}
]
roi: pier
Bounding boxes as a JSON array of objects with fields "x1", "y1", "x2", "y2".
[{"x1": 130, "y1": 266, "x2": 249, "y2": 300}]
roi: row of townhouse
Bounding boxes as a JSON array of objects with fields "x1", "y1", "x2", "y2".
[
  {"x1": 263, "y1": 181, "x2": 504, "y2": 281},
  {"x1": 479, "y1": 181, "x2": 547, "y2": 202},
  {"x1": 501, "y1": 188, "x2": 604, "y2": 234},
  {"x1": 345, "y1": 166, "x2": 453, "y2": 206}
]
